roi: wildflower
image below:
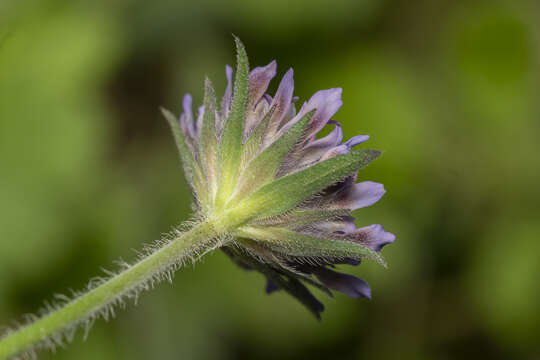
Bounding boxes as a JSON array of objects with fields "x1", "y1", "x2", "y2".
[
  {"x1": 0, "y1": 38, "x2": 396, "y2": 360},
  {"x1": 162, "y1": 38, "x2": 395, "y2": 318}
]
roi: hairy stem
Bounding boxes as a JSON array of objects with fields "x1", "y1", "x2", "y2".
[{"x1": 0, "y1": 220, "x2": 220, "y2": 359}]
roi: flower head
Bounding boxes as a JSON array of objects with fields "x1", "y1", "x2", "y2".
[{"x1": 162, "y1": 38, "x2": 394, "y2": 318}]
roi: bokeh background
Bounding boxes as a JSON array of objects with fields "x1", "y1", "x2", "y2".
[{"x1": 1, "y1": 0, "x2": 540, "y2": 359}]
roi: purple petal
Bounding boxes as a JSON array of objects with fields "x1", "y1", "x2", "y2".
[
  {"x1": 253, "y1": 96, "x2": 271, "y2": 118},
  {"x1": 330, "y1": 181, "x2": 386, "y2": 211},
  {"x1": 262, "y1": 94, "x2": 273, "y2": 103},
  {"x1": 216, "y1": 65, "x2": 234, "y2": 136},
  {"x1": 313, "y1": 216, "x2": 356, "y2": 234},
  {"x1": 180, "y1": 94, "x2": 196, "y2": 139},
  {"x1": 305, "y1": 121, "x2": 343, "y2": 149},
  {"x1": 263, "y1": 69, "x2": 294, "y2": 145},
  {"x1": 345, "y1": 135, "x2": 369, "y2": 147},
  {"x1": 347, "y1": 224, "x2": 396, "y2": 253},
  {"x1": 245, "y1": 96, "x2": 272, "y2": 141},
  {"x1": 298, "y1": 88, "x2": 343, "y2": 140},
  {"x1": 182, "y1": 93, "x2": 193, "y2": 120},
  {"x1": 278, "y1": 121, "x2": 347, "y2": 176},
  {"x1": 299, "y1": 175, "x2": 357, "y2": 210},
  {"x1": 245, "y1": 61, "x2": 277, "y2": 138},
  {"x1": 349, "y1": 181, "x2": 385, "y2": 209},
  {"x1": 265, "y1": 279, "x2": 279, "y2": 294},
  {"x1": 313, "y1": 267, "x2": 371, "y2": 299},
  {"x1": 179, "y1": 113, "x2": 188, "y2": 135},
  {"x1": 319, "y1": 134, "x2": 369, "y2": 161},
  {"x1": 282, "y1": 101, "x2": 297, "y2": 127},
  {"x1": 221, "y1": 64, "x2": 233, "y2": 118},
  {"x1": 320, "y1": 144, "x2": 350, "y2": 160},
  {"x1": 286, "y1": 121, "x2": 344, "y2": 168},
  {"x1": 248, "y1": 60, "x2": 277, "y2": 111},
  {"x1": 195, "y1": 105, "x2": 204, "y2": 138}
]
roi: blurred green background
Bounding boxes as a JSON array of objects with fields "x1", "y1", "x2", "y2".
[{"x1": 1, "y1": 0, "x2": 539, "y2": 359}]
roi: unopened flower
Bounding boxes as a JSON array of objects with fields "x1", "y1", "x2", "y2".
[{"x1": 162, "y1": 38, "x2": 394, "y2": 318}]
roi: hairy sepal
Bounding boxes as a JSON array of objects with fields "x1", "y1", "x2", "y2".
[
  {"x1": 242, "y1": 105, "x2": 276, "y2": 164},
  {"x1": 237, "y1": 226, "x2": 386, "y2": 266},
  {"x1": 217, "y1": 37, "x2": 249, "y2": 207},
  {"x1": 161, "y1": 107, "x2": 205, "y2": 203},
  {"x1": 233, "y1": 110, "x2": 314, "y2": 200},
  {"x1": 253, "y1": 209, "x2": 350, "y2": 229},
  {"x1": 199, "y1": 78, "x2": 219, "y2": 205},
  {"x1": 239, "y1": 149, "x2": 381, "y2": 220},
  {"x1": 235, "y1": 237, "x2": 333, "y2": 297}
]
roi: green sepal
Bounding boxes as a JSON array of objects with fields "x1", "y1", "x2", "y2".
[
  {"x1": 253, "y1": 209, "x2": 350, "y2": 229},
  {"x1": 237, "y1": 226, "x2": 386, "y2": 266},
  {"x1": 242, "y1": 104, "x2": 276, "y2": 164},
  {"x1": 240, "y1": 149, "x2": 381, "y2": 220},
  {"x1": 199, "y1": 78, "x2": 219, "y2": 204},
  {"x1": 217, "y1": 37, "x2": 249, "y2": 207},
  {"x1": 161, "y1": 107, "x2": 205, "y2": 200},
  {"x1": 237, "y1": 237, "x2": 333, "y2": 297},
  {"x1": 233, "y1": 110, "x2": 314, "y2": 200}
]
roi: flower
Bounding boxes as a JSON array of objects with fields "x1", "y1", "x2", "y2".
[{"x1": 162, "y1": 38, "x2": 394, "y2": 318}]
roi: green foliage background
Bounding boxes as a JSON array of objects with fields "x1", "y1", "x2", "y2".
[{"x1": 1, "y1": 0, "x2": 539, "y2": 359}]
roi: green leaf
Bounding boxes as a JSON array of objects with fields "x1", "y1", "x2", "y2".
[
  {"x1": 237, "y1": 226, "x2": 386, "y2": 265},
  {"x1": 198, "y1": 78, "x2": 219, "y2": 202},
  {"x1": 217, "y1": 37, "x2": 249, "y2": 206},
  {"x1": 233, "y1": 110, "x2": 314, "y2": 200},
  {"x1": 240, "y1": 149, "x2": 381, "y2": 219}
]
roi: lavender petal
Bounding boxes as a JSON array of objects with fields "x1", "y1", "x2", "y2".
[
  {"x1": 320, "y1": 143, "x2": 350, "y2": 160},
  {"x1": 298, "y1": 88, "x2": 343, "y2": 141},
  {"x1": 244, "y1": 61, "x2": 277, "y2": 138},
  {"x1": 305, "y1": 121, "x2": 343, "y2": 148},
  {"x1": 195, "y1": 105, "x2": 204, "y2": 138},
  {"x1": 247, "y1": 60, "x2": 277, "y2": 111},
  {"x1": 347, "y1": 224, "x2": 396, "y2": 252},
  {"x1": 265, "y1": 279, "x2": 280, "y2": 294},
  {"x1": 312, "y1": 215, "x2": 357, "y2": 234},
  {"x1": 313, "y1": 267, "x2": 371, "y2": 299},
  {"x1": 291, "y1": 121, "x2": 344, "y2": 167},
  {"x1": 263, "y1": 68, "x2": 294, "y2": 145},
  {"x1": 181, "y1": 94, "x2": 196, "y2": 139},
  {"x1": 345, "y1": 135, "x2": 369, "y2": 147},
  {"x1": 329, "y1": 181, "x2": 386, "y2": 211},
  {"x1": 218, "y1": 65, "x2": 233, "y2": 135}
]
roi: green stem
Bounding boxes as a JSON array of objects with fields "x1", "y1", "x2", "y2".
[{"x1": 0, "y1": 220, "x2": 220, "y2": 359}]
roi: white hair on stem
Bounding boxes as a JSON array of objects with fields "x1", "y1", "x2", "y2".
[{"x1": 0, "y1": 217, "x2": 225, "y2": 360}]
